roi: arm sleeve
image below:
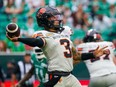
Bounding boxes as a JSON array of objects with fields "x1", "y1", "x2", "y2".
[{"x1": 18, "y1": 37, "x2": 45, "y2": 48}]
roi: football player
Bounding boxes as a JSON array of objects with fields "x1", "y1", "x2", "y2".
[
  {"x1": 32, "y1": 47, "x2": 48, "y2": 87},
  {"x1": 76, "y1": 29, "x2": 116, "y2": 87},
  {"x1": 15, "y1": 48, "x2": 47, "y2": 87},
  {"x1": 15, "y1": 26, "x2": 72, "y2": 87},
  {"x1": 7, "y1": 6, "x2": 107, "y2": 87}
]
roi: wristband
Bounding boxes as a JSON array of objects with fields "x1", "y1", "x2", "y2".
[{"x1": 81, "y1": 53, "x2": 95, "y2": 60}]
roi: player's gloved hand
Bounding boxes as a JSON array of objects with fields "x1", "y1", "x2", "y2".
[
  {"x1": 14, "y1": 83, "x2": 21, "y2": 87},
  {"x1": 6, "y1": 33, "x2": 19, "y2": 42},
  {"x1": 93, "y1": 46, "x2": 108, "y2": 58}
]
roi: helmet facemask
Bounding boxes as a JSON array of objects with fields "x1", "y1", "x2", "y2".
[{"x1": 47, "y1": 14, "x2": 63, "y2": 31}]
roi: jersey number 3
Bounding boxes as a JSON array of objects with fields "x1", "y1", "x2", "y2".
[{"x1": 60, "y1": 39, "x2": 72, "y2": 58}]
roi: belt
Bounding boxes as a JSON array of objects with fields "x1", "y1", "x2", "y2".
[{"x1": 48, "y1": 71, "x2": 71, "y2": 76}]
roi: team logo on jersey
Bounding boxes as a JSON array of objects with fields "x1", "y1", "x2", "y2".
[{"x1": 46, "y1": 33, "x2": 54, "y2": 37}]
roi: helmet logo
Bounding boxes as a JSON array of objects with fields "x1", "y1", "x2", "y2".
[
  {"x1": 94, "y1": 34, "x2": 101, "y2": 39},
  {"x1": 37, "y1": 8, "x2": 46, "y2": 18},
  {"x1": 96, "y1": 34, "x2": 101, "y2": 39},
  {"x1": 39, "y1": 8, "x2": 46, "y2": 14}
]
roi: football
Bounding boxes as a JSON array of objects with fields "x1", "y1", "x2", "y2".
[{"x1": 6, "y1": 23, "x2": 20, "y2": 38}]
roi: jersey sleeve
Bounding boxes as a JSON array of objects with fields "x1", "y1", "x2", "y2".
[
  {"x1": 76, "y1": 45, "x2": 83, "y2": 52},
  {"x1": 77, "y1": 44, "x2": 88, "y2": 53},
  {"x1": 32, "y1": 31, "x2": 47, "y2": 47}
]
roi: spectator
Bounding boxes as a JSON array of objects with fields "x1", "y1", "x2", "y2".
[
  {"x1": 90, "y1": 0, "x2": 99, "y2": 19},
  {"x1": 99, "y1": 0, "x2": 110, "y2": 16},
  {"x1": 76, "y1": 0, "x2": 90, "y2": 11},
  {"x1": 71, "y1": 4, "x2": 85, "y2": 29},
  {"x1": 22, "y1": 16, "x2": 37, "y2": 37},
  {"x1": 63, "y1": 6, "x2": 72, "y2": 18},
  {"x1": 83, "y1": 13, "x2": 93, "y2": 29},
  {"x1": 0, "y1": 41, "x2": 7, "y2": 52},
  {"x1": 62, "y1": 15, "x2": 72, "y2": 28},
  {"x1": 93, "y1": 11, "x2": 112, "y2": 32},
  {"x1": 108, "y1": 4, "x2": 116, "y2": 22},
  {"x1": 25, "y1": 0, "x2": 45, "y2": 9},
  {"x1": 18, "y1": 53, "x2": 35, "y2": 87},
  {"x1": 6, "y1": 61, "x2": 19, "y2": 87},
  {"x1": 5, "y1": 0, "x2": 23, "y2": 14},
  {"x1": 21, "y1": 16, "x2": 37, "y2": 51},
  {"x1": 15, "y1": 0, "x2": 24, "y2": 9},
  {"x1": 0, "y1": 66, "x2": 5, "y2": 87},
  {"x1": 0, "y1": 0, "x2": 3, "y2": 8},
  {"x1": 25, "y1": 0, "x2": 45, "y2": 16},
  {"x1": 10, "y1": 42, "x2": 25, "y2": 52},
  {"x1": 107, "y1": 0, "x2": 116, "y2": 5},
  {"x1": 6, "y1": 61, "x2": 16, "y2": 79}
]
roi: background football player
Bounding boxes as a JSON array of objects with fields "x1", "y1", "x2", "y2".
[
  {"x1": 15, "y1": 48, "x2": 47, "y2": 87},
  {"x1": 32, "y1": 47, "x2": 47, "y2": 87},
  {"x1": 76, "y1": 29, "x2": 116, "y2": 87}
]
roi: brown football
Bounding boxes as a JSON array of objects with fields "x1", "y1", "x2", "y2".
[{"x1": 6, "y1": 23, "x2": 20, "y2": 38}]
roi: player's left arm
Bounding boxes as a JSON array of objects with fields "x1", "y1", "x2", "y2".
[{"x1": 73, "y1": 46, "x2": 108, "y2": 64}]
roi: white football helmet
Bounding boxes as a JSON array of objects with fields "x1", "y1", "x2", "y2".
[{"x1": 33, "y1": 47, "x2": 45, "y2": 59}]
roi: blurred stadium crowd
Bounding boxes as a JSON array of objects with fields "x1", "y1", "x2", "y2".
[{"x1": 0, "y1": 0, "x2": 116, "y2": 53}]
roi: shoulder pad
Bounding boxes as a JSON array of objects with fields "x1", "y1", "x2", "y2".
[
  {"x1": 32, "y1": 30, "x2": 48, "y2": 38},
  {"x1": 61, "y1": 26, "x2": 73, "y2": 36}
]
